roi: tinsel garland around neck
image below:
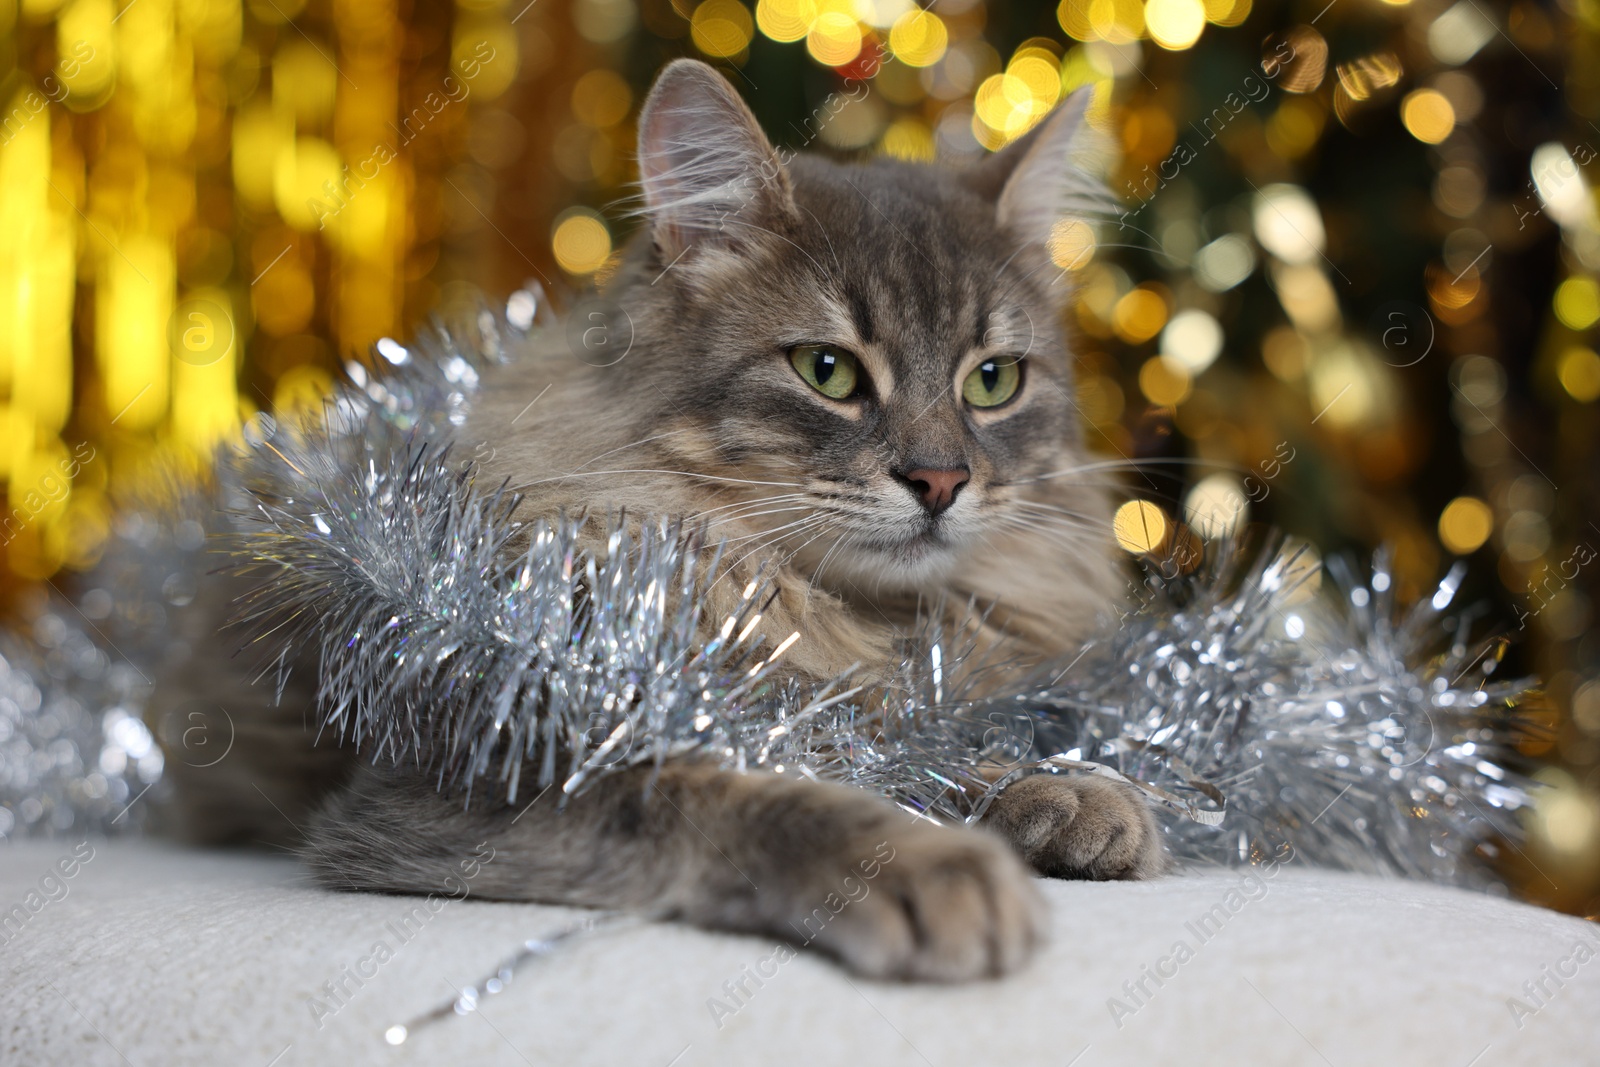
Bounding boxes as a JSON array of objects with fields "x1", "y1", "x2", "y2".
[{"x1": 1, "y1": 285, "x2": 1539, "y2": 892}]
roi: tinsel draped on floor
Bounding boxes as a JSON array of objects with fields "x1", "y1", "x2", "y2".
[{"x1": 0, "y1": 286, "x2": 1538, "y2": 890}]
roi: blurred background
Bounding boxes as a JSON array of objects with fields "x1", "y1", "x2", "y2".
[{"x1": 2, "y1": 0, "x2": 1598, "y2": 913}]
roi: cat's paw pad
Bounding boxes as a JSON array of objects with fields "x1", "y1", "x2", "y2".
[
  {"x1": 797, "y1": 824, "x2": 1045, "y2": 982},
  {"x1": 983, "y1": 773, "x2": 1165, "y2": 881}
]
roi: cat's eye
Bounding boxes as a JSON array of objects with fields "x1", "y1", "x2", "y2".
[
  {"x1": 789, "y1": 345, "x2": 861, "y2": 400},
  {"x1": 962, "y1": 358, "x2": 1022, "y2": 408}
]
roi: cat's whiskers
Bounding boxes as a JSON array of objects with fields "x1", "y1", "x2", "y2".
[
  {"x1": 781, "y1": 515, "x2": 857, "y2": 591},
  {"x1": 809, "y1": 527, "x2": 860, "y2": 588},
  {"x1": 688, "y1": 492, "x2": 811, "y2": 524},
  {"x1": 1004, "y1": 456, "x2": 1235, "y2": 488},
  {"x1": 706, "y1": 503, "x2": 814, "y2": 531},
  {"x1": 712, "y1": 514, "x2": 834, "y2": 591},
  {"x1": 1010, "y1": 499, "x2": 1110, "y2": 531},
  {"x1": 991, "y1": 513, "x2": 1104, "y2": 549},
  {"x1": 720, "y1": 512, "x2": 828, "y2": 550},
  {"x1": 508, "y1": 468, "x2": 806, "y2": 493},
  {"x1": 566, "y1": 427, "x2": 695, "y2": 473}
]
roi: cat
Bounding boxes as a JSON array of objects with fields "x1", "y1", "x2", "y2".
[{"x1": 153, "y1": 58, "x2": 1163, "y2": 983}]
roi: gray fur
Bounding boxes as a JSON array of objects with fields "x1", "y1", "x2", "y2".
[{"x1": 154, "y1": 59, "x2": 1163, "y2": 981}]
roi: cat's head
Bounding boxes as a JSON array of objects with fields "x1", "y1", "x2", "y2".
[{"x1": 595, "y1": 59, "x2": 1113, "y2": 597}]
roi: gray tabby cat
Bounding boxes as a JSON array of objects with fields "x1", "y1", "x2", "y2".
[{"x1": 155, "y1": 59, "x2": 1162, "y2": 982}]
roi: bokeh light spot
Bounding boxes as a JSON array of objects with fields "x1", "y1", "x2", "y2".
[
  {"x1": 552, "y1": 210, "x2": 613, "y2": 275},
  {"x1": 807, "y1": 10, "x2": 863, "y2": 66},
  {"x1": 1185, "y1": 474, "x2": 1248, "y2": 539},
  {"x1": 1401, "y1": 89, "x2": 1455, "y2": 144},
  {"x1": 1554, "y1": 277, "x2": 1600, "y2": 330},
  {"x1": 1145, "y1": 0, "x2": 1204, "y2": 50},
  {"x1": 881, "y1": 118, "x2": 934, "y2": 160},
  {"x1": 1139, "y1": 355, "x2": 1193, "y2": 406},
  {"x1": 1113, "y1": 286, "x2": 1168, "y2": 343},
  {"x1": 1113, "y1": 499, "x2": 1170, "y2": 554},
  {"x1": 1438, "y1": 496, "x2": 1493, "y2": 555},
  {"x1": 1252, "y1": 184, "x2": 1325, "y2": 265},
  {"x1": 1048, "y1": 219, "x2": 1095, "y2": 270},
  {"x1": 571, "y1": 70, "x2": 633, "y2": 128},
  {"x1": 1558, "y1": 346, "x2": 1600, "y2": 402},
  {"x1": 888, "y1": 10, "x2": 946, "y2": 66},
  {"x1": 757, "y1": 0, "x2": 816, "y2": 43},
  {"x1": 1193, "y1": 234, "x2": 1256, "y2": 291},
  {"x1": 692, "y1": 0, "x2": 755, "y2": 58},
  {"x1": 1160, "y1": 309, "x2": 1223, "y2": 374}
]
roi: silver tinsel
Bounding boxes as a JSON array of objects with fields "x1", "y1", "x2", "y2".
[
  {"x1": 0, "y1": 503, "x2": 218, "y2": 838},
  {"x1": 1, "y1": 284, "x2": 1538, "y2": 891}
]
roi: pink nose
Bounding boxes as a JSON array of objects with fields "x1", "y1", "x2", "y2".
[{"x1": 901, "y1": 467, "x2": 970, "y2": 516}]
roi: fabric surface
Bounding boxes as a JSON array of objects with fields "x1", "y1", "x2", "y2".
[{"x1": 1, "y1": 839, "x2": 1595, "y2": 1066}]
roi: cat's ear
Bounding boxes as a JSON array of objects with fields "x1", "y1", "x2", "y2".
[
  {"x1": 962, "y1": 88, "x2": 1109, "y2": 244},
  {"x1": 636, "y1": 59, "x2": 796, "y2": 262}
]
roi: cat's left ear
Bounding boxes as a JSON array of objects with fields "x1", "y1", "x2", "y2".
[
  {"x1": 636, "y1": 59, "x2": 797, "y2": 264},
  {"x1": 962, "y1": 88, "x2": 1107, "y2": 246}
]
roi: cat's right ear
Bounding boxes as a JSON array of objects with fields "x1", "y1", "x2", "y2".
[
  {"x1": 959, "y1": 88, "x2": 1111, "y2": 249},
  {"x1": 636, "y1": 60, "x2": 796, "y2": 263}
]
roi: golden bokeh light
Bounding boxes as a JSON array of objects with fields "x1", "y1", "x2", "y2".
[
  {"x1": 693, "y1": 0, "x2": 756, "y2": 58},
  {"x1": 1139, "y1": 355, "x2": 1193, "y2": 406},
  {"x1": 888, "y1": 9, "x2": 946, "y2": 66},
  {"x1": 757, "y1": 0, "x2": 817, "y2": 42},
  {"x1": 1401, "y1": 88, "x2": 1456, "y2": 144},
  {"x1": 1307, "y1": 341, "x2": 1383, "y2": 429},
  {"x1": 273, "y1": 364, "x2": 337, "y2": 421},
  {"x1": 1557, "y1": 346, "x2": 1600, "y2": 402},
  {"x1": 973, "y1": 69, "x2": 1057, "y2": 143},
  {"x1": 572, "y1": 70, "x2": 634, "y2": 127},
  {"x1": 1532, "y1": 770, "x2": 1600, "y2": 856},
  {"x1": 1265, "y1": 97, "x2": 1326, "y2": 160},
  {"x1": 1112, "y1": 286, "x2": 1169, "y2": 343},
  {"x1": 1261, "y1": 326, "x2": 1311, "y2": 382},
  {"x1": 1438, "y1": 496, "x2": 1493, "y2": 555},
  {"x1": 1009, "y1": 54, "x2": 1061, "y2": 109},
  {"x1": 453, "y1": 20, "x2": 519, "y2": 100},
  {"x1": 253, "y1": 262, "x2": 316, "y2": 337},
  {"x1": 1265, "y1": 27, "x2": 1327, "y2": 94},
  {"x1": 881, "y1": 118, "x2": 935, "y2": 160},
  {"x1": 273, "y1": 42, "x2": 339, "y2": 127},
  {"x1": 1252, "y1": 184, "x2": 1325, "y2": 265},
  {"x1": 1185, "y1": 473, "x2": 1247, "y2": 539},
  {"x1": 1048, "y1": 219, "x2": 1096, "y2": 270},
  {"x1": 552, "y1": 211, "x2": 614, "y2": 275},
  {"x1": 1274, "y1": 263, "x2": 1340, "y2": 333},
  {"x1": 1201, "y1": 0, "x2": 1251, "y2": 26},
  {"x1": 1145, "y1": 0, "x2": 1205, "y2": 50},
  {"x1": 1161, "y1": 308, "x2": 1223, "y2": 373},
  {"x1": 1076, "y1": 374, "x2": 1124, "y2": 424},
  {"x1": 1335, "y1": 51, "x2": 1402, "y2": 102},
  {"x1": 274, "y1": 138, "x2": 345, "y2": 232},
  {"x1": 1113, "y1": 499, "x2": 1170, "y2": 554},
  {"x1": 1057, "y1": 0, "x2": 1143, "y2": 44},
  {"x1": 1554, "y1": 276, "x2": 1600, "y2": 330},
  {"x1": 806, "y1": 10, "x2": 863, "y2": 66}
]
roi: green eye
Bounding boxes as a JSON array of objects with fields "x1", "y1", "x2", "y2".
[
  {"x1": 962, "y1": 358, "x2": 1022, "y2": 408},
  {"x1": 789, "y1": 345, "x2": 861, "y2": 400}
]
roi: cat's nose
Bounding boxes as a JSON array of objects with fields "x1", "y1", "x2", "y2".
[{"x1": 897, "y1": 467, "x2": 970, "y2": 516}]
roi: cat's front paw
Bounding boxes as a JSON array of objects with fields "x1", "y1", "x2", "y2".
[
  {"x1": 791, "y1": 821, "x2": 1045, "y2": 982},
  {"x1": 983, "y1": 773, "x2": 1165, "y2": 881}
]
